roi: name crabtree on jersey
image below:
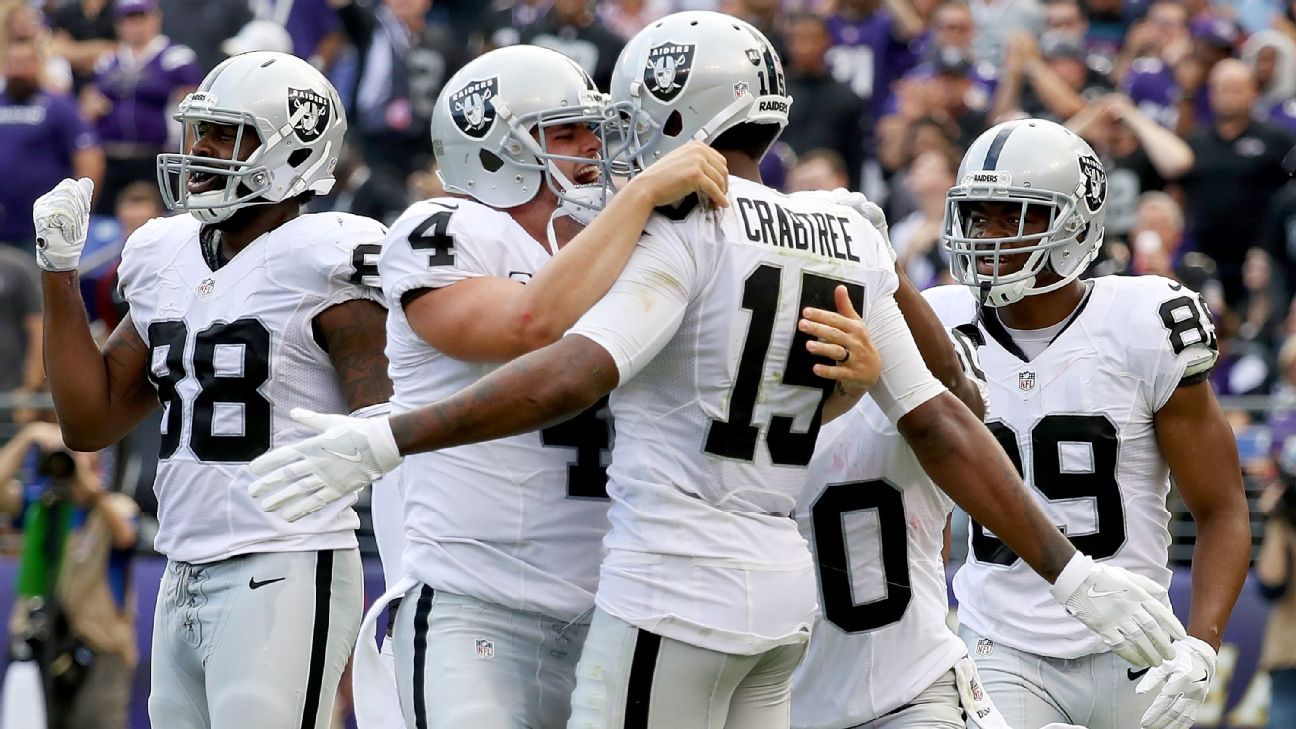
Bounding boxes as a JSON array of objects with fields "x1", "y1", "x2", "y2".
[
  {"x1": 564, "y1": 175, "x2": 918, "y2": 657},
  {"x1": 923, "y1": 274, "x2": 1218, "y2": 658},
  {"x1": 115, "y1": 211, "x2": 387, "y2": 564},
  {"x1": 377, "y1": 196, "x2": 613, "y2": 623}
]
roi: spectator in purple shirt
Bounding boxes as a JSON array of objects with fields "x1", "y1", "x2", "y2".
[
  {"x1": 80, "y1": 0, "x2": 201, "y2": 214},
  {"x1": 895, "y1": 1, "x2": 998, "y2": 103},
  {"x1": 1119, "y1": 0, "x2": 1190, "y2": 127},
  {"x1": 249, "y1": 0, "x2": 347, "y2": 73},
  {"x1": 0, "y1": 37, "x2": 103, "y2": 250},
  {"x1": 823, "y1": 0, "x2": 924, "y2": 121}
]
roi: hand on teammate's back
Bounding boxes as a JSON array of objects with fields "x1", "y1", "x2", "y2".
[
  {"x1": 800, "y1": 284, "x2": 881, "y2": 397},
  {"x1": 625, "y1": 140, "x2": 730, "y2": 210}
]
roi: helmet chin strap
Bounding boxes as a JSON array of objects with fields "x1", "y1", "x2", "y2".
[{"x1": 692, "y1": 94, "x2": 756, "y2": 144}]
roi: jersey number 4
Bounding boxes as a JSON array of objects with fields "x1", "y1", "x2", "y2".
[
  {"x1": 704, "y1": 265, "x2": 865, "y2": 466},
  {"x1": 541, "y1": 396, "x2": 613, "y2": 499},
  {"x1": 148, "y1": 319, "x2": 271, "y2": 462},
  {"x1": 972, "y1": 414, "x2": 1126, "y2": 565}
]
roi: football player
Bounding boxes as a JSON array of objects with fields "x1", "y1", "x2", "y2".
[
  {"x1": 249, "y1": 14, "x2": 1185, "y2": 729},
  {"x1": 344, "y1": 44, "x2": 730, "y2": 729},
  {"x1": 792, "y1": 310, "x2": 995, "y2": 729},
  {"x1": 34, "y1": 52, "x2": 388, "y2": 728},
  {"x1": 931, "y1": 118, "x2": 1252, "y2": 729}
]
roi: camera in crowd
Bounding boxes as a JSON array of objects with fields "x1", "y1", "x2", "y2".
[{"x1": 37, "y1": 447, "x2": 76, "y2": 481}]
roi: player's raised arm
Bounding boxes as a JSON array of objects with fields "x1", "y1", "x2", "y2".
[
  {"x1": 398, "y1": 140, "x2": 727, "y2": 364},
  {"x1": 35, "y1": 179, "x2": 158, "y2": 451}
]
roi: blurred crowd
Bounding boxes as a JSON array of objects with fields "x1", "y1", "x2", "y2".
[
  {"x1": 0, "y1": 0, "x2": 1295, "y2": 725},
  {"x1": 0, "y1": 0, "x2": 1295, "y2": 528}
]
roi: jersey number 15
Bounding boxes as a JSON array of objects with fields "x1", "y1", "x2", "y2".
[{"x1": 704, "y1": 265, "x2": 865, "y2": 466}]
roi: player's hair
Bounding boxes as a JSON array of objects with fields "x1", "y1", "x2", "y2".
[{"x1": 711, "y1": 122, "x2": 783, "y2": 161}]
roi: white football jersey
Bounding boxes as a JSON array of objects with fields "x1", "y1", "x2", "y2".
[
  {"x1": 926, "y1": 276, "x2": 1218, "y2": 658},
  {"x1": 379, "y1": 198, "x2": 611, "y2": 622},
  {"x1": 568, "y1": 177, "x2": 946, "y2": 655},
  {"x1": 790, "y1": 314, "x2": 988, "y2": 728},
  {"x1": 117, "y1": 212, "x2": 387, "y2": 564}
]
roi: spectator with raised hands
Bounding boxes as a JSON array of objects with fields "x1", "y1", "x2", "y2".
[
  {"x1": 333, "y1": 0, "x2": 467, "y2": 200},
  {"x1": 1067, "y1": 92, "x2": 1193, "y2": 240},
  {"x1": 1119, "y1": 0, "x2": 1192, "y2": 128},
  {"x1": 990, "y1": 30, "x2": 1108, "y2": 123}
]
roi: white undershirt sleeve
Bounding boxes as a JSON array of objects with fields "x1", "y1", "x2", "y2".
[
  {"x1": 567, "y1": 226, "x2": 698, "y2": 384},
  {"x1": 866, "y1": 293, "x2": 949, "y2": 422}
]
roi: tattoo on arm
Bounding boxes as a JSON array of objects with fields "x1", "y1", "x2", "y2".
[
  {"x1": 317, "y1": 299, "x2": 394, "y2": 412},
  {"x1": 390, "y1": 334, "x2": 616, "y2": 454},
  {"x1": 102, "y1": 317, "x2": 158, "y2": 406}
]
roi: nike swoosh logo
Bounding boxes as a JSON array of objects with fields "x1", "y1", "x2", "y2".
[
  {"x1": 1087, "y1": 586, "x2": 1124, "y2": 598},
  {"x1": 323, "y1": 447, "x2": 363, "y2": 463},
  {"x1": 1128, "y1": 667, "x2": 1151, "y2": 681},
  {"x1": 249, "y1": 577, "x2": 287, "y2": 590}
]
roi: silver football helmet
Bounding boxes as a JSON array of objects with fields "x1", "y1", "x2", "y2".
[
  {"x1": 610, "y1": 11, "x2": 793, "y2": 170},
  {"x1": 157, "y1": 51, "x2": 345, "y2": 224},
  {"x1": 943, "y1": 119, "x2": 1108, "y2": 307},
  {"x1": 431, "y1": 45, "x2": 619, "y2": 217}
]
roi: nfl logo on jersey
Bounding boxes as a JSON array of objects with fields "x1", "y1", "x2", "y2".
[
  {"x1": 1018, "y1": 371, "x2": 1036, "y2": 392},
  {"x1": 474, "y1": 638, "x2": 494, "y2": 659}
]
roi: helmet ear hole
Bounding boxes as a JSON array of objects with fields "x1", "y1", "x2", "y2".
[
  {"x1": 288, "y1": 148, "x2": 311, "y2": 168},
  {"x1": 663, "y1": 110, "x2": 684, "y2": 137},
  {"x1": 478, "y1": 149, "x2": 505, "y2": 173}
]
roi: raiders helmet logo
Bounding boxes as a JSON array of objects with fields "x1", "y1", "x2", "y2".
[
  {"x1": 644, "y1": 43, "x2": 695, "y2": 102},
  {"x1": 449, "y1": 77, "x2": 499, "y2": 139},
  {"x1": 1078, "y1": 155, "x2": 1107, "y2": 214},
  {"x1": 287, "y1": 87, "x2": 331, "y2": 143}
]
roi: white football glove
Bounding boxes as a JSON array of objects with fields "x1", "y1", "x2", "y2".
[
  {"x1": 1135, "y1": 636, "x2": 1216, "y2": 729},
  {"x1": 791, "y1": 187, "x2": 894, "y2": 259},
  {"x1": 1049, "y1": 553, "x2": 1186, "y2": 668},
  {"x1": 248, "y1": 408, "x2": 402, "y2": 522},
  {"x1": 32, "y1": 177, "x2": 94, "y2": 272}
]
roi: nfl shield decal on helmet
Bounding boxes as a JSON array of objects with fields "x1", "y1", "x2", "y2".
[
  {"x1": 449, "y1": 77, "x2": 499, "y2": 139},
  {"x1": 1078, "y1": 155, "x2": 1107, "y2": 213},
  {"x1": 287, "y1": 87, "x2": 331, "y2": 143},
  {"x1": 643, "y1": 43, "x2": 695, "y2": 102}
]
